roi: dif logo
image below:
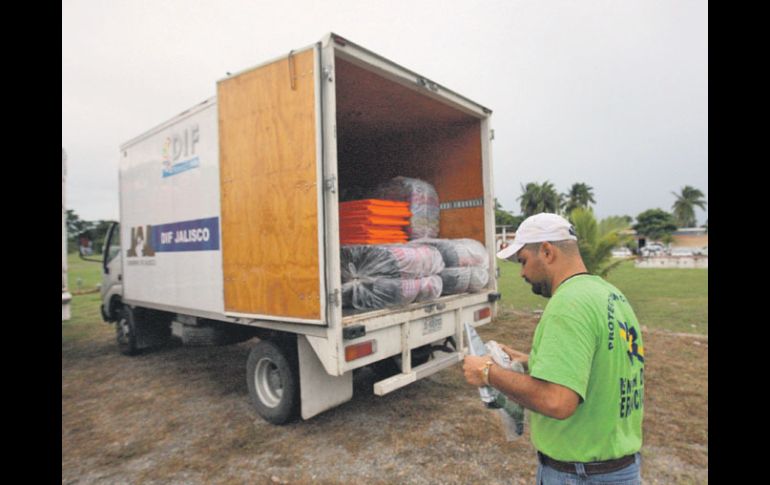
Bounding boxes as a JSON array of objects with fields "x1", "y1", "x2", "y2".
[{"x1": 162, "y1": 124, "x2": 200, "y2": 177}]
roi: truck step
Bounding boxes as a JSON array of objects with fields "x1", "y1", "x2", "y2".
[{"x1": 373, "y1": 351, "x2": 462, "y2": 396}]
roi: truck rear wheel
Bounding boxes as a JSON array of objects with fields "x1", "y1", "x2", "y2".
[{"x1": 246, "y1": 339, "x2": 300, "y2": 424}]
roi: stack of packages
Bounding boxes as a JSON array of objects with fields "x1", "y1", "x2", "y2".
[
  {"x1": 416, "y1": 238, "x2": 489, "y2": 295},
  {"x1": 339, "y1": 199, "x2": 411, "y2": 245},
  {"x1": 340, "y1": 244, "x2": 444, "y2": 310},
  {"x1": 370, "y1": 176, "x2": 440, "y2": 240}
]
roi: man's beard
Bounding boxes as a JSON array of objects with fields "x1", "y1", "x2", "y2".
[{"x1": 530, "y1": 279, "x2": 552, "y2": 298}]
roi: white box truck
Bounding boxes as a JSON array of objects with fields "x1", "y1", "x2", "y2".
[
  {"x1": 100, "y1": 33, "x2": 499, "y2": 423},
  {"x1": 63, "y1": 148, "x2": 72, "y2": 321}
]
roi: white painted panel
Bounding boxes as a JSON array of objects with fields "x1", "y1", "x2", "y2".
[
  {"x1": 298, "y1": 335, "x2": 353, "y2": 420},
  {"x1": 120, "y1": 99, "x2": 224, "y2": 314}
]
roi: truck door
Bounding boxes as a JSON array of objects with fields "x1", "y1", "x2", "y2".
[
  {"x1": 100, "y1": 222, "x2": 123, "y2": 318},
  {"x1": 217, "y1": 45, "x2": 326, "y2": 324}
]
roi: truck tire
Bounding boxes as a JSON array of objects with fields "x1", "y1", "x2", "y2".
[
  {"x1": 116, "y1": 306, "x2": 139, "y2": 356},
  {"x1": 246, "y1": 339, "x2": 300, "y2": 425},
  {"x1": 116, "y1": 306, "x2": 172, "y2": 355}
]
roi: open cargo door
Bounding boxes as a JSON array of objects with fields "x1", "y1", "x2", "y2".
[{"x1": 217, "y1": 45, "x2": 326, "y2": 324}]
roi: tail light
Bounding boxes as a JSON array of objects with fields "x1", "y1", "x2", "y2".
[
  {"x1": 474, "y1": 307, "x2": 491, "y2": 321},
  {"x1": 345, "y1": 340, "x2": 377, "y2": 362}
]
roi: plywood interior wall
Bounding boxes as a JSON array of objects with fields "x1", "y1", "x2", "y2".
[
  {"x1": 335, "y1": 58, "x2": 485, "y2": 243},
  {"x1": 217, "y1": 49, "x2": 322, "y2": 321}
]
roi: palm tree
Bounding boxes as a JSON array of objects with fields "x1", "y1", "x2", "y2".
[
  {"x1": 518, "y1": 181, "x2": 562, "y2": 217},
  {"x1": 671, "y1": 186, "x2": 707, "y2": 228},
  {"x1": 570, "y1": 208, "x2": 634, "y2": 278},
  {"x1": 562, "y1": 183, "x2": 596, "y2": 215},
  {"x1": 518, "y1": 183, "x2": 540, "y2": 217}
]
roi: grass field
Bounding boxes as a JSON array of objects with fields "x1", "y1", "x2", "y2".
[
  {"x1": 497, "y1": 258, "x2": 708, "y2": 335},
  {"x1": 63, "y1": 254, "x2": 104, "y2": 345},
  {"x1": 66, "y1": 252, "x2": 103, "y2": 292}
]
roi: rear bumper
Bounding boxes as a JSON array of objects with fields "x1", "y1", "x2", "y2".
[{"x1": 373, "y1": 350, "x2": 462, "y2": 396}]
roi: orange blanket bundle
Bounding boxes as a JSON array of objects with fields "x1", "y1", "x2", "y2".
[{"x1": 340, "y1": 199, "x2": 411, "y2": 244}]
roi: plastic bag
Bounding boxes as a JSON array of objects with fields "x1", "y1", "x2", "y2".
[
  {"x1": 370, "y1": 177, "x2": 440, "y2": 239},
  {"x1": 342, "y1": 275, "x2": 443, "y2": 309},
  {"x1": 439, "y1": 267, "x2": 471, "y2": 294},
  {"x1": 340, "y1": 244, "x2": 444, "y2": 310},
  {"x1": 416, "y1": 238, "x2": 489, "y2": 268},
  {"x1": 413, "y1": 238, "x2": 490, "y2": 294},
  {"x1": 485, "y1": 340, "x2": 527, "y2": 441},
  {"x1": 468, "y1": 266, "x2": 490, "y2": 293}
]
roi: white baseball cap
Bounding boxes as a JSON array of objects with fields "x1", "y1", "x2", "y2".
[{"x1": 497, "y1": 213, "x2": 577, "y2": 260}]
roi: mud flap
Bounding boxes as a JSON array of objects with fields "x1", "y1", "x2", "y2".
[{"x1": 298, "y1": 335, "x2": 353, "y2": 420}]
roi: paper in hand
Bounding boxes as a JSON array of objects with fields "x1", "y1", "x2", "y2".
[{"x1": 464, "y1": 322, "x2": 496, "y2": 405}]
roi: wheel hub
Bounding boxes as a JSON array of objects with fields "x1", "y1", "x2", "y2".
[{"x1": 255, "y1": 357, "x2": 283, "y2": 408}]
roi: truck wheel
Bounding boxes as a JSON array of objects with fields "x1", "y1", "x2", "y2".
[
  {"x1": 116, "y1": 306, "x2": 139, "y2": 356},
  {"x1": 246, "y1": 339, "x2": 300, "y2": 424}
]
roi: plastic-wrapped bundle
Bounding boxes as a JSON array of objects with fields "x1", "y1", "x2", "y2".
[
  {"x1": 341, "y1": 244, "x2": 444, "y2": 310},
  {"x1": 439, "y1": 267, "x2": 471, "y2": 294},
  {"x1": 468, "y1": 266, "x2": 490, "y2": 292},
  {"x1": 412, "y1": 238, "x2": 490, "y2": 295},
  {"x1": 416, "y1": 238, "x2": 489, "y2": 269},
  {"x1": 416, "y1": 275, "x2": 443, "y2": 301},
  {"x1": 342, "y1": 275, "x2": 443, "y2": 309},
  {"x1": 370, "y1": 177, "x2": 440, "y2": 239}
]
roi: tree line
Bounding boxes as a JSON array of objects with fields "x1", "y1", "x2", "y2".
[
  {"x1": 495, "y1": 182, "x2": 707, "y2": 276},
  {"x1": 66, "y1": 210, "x2": 116, "y2": 255},
  {"x1": 496, "y1": 182, "x2": 706, "y2": 237}
]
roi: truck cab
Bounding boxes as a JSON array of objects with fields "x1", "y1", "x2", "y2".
[{"x1": 100, "y1": 222, "x2": 123, "y2": 322}]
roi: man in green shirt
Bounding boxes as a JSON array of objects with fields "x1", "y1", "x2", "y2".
[{"x1": 463, "y1": 213, "x2": 644, "y2": 484}]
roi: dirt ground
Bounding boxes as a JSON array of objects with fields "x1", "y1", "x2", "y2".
[{"x1": 62, "y1": 307, "x2": 707, "y2": 484}]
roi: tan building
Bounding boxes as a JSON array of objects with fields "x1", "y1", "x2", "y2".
[{"x1": 670, "y1": 227, "x2": 708, "y2": 248}]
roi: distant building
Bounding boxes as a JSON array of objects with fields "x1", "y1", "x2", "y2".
[{"x1": 670, "y1": 227, "x2": 708, "y2": 249}]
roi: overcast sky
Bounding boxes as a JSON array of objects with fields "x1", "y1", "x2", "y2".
[{"x1": 62, "y1": 0, "x2": 708, "y2": 225}]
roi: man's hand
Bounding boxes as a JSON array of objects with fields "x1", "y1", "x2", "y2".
[
  {"x1": 463, "y1": 349, "x2": 580, "y2": 420},
  {"x1": 462, "y1": 354, "x2": 491, "y2": 387},
  {"x1": 500, "y1": 344, "x2": 529, "y2": 369},
  {"x1": 500, "y1": 343, "x2": 528, "y2": 361}
]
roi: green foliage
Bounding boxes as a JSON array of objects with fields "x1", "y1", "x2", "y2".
[
  {"x1": 561, "y1": 182, "x2": 596, "y2": 215},
  {"x1": 671, "y1": 186, "x2": 707, "y2": 228},
  {"x1": 66, "y1": 209, "x2": 89, "y2": 236},
  {"x1": 570, "y1": 208, "x2": 633, "y2": 278},
  {"x1": 66, "y1": 209, "x2": 117, "y2": 254},
  {"x1": 598, "y1": 215, "x2": 633, "y2": 235},
  {"x1": 494, "y1": 198, "x2": 523, "y2": 229},
  {"x1": 633, "y1": 209, "x2": 677, "y2": 241},
  {"x1": 518, "y1": 181, "x2": 562, "y2": 217}
]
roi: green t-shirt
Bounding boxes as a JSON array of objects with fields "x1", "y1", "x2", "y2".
[{"x1": 529, "y1": 275, "x2": 645, "y2": 462}]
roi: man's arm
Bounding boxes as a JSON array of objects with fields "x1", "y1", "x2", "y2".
[{"x1": 463, "y1": 354, "x2": 579, "y2": 420}]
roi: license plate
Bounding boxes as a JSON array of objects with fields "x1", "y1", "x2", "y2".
[{"x1": 423, "y1": 315, "x2": 442, "y2": 335}]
